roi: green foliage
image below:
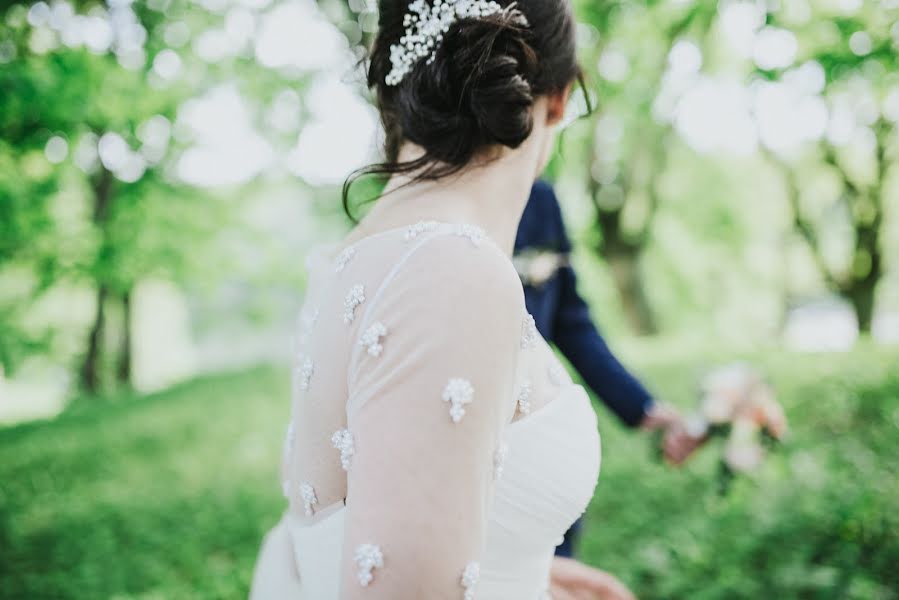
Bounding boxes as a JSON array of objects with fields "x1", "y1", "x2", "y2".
[
  {"x1": 758, "y1": 1, "x2": 899, "y2": 333},
  {"x1": 3, "y1": 0, "x2": 898, "y2": 384},
  {"x1": 1, "y1": 347, "x2": 897, "y2": 598},
  {"x1": 0, "y1": 0, "x2": 245, "y2": 383},
  {"x1": 554, "y1": 0, "x2": 899, "y2": 334},
  {"x1": 580, "y1": 343, "x2": 899, "y2": 599},
  {"x1": 0, "y1": 368, "x2": 287, "y2": 599}
]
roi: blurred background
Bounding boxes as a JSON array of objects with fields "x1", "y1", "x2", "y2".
[{"x1": 1, "y1": 0, "x2": 898, "y2": 597}]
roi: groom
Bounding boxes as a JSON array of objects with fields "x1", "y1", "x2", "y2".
[{"x1": 514, "y1": 180, "x2": 700, "y2": 557}]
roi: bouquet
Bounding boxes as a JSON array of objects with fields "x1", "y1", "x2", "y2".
[{"x1": 684, "y1": 363, "x2": 787, "y2": 490}]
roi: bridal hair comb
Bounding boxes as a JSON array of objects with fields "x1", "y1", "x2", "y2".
[{"x1": 385, "y1": 0, "x2": 527, "y2": 86}]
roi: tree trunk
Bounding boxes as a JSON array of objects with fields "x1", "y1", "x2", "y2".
[
  {"x1": 79, "y1": 166, "x2": 115, "y2": 395},
  {"x1": 847, "y1": 130, "x2": 886, "y2": 335},
  {"x1": 847, "y1": 283, "x2": 876, "y2": 334},
  {"x1": 776, "y1": 140, "x2": 885, "y2": 337},
  {"x1": 80, "y1": 284, "x2": 108, "y2": 394},
  {"x1": 588, "y1": 131, "x2": 665, "y2": 337},
  {"x1": 116, "y1": 288, "x2": 132, "y2": 386},
  {"x1": 845, "y1": 219, "x2": 882, "y2": 334},
  {"x1": 606, "y1": 249, "x2": 658, "y2": 336},
  {"x1": 835, "y1": 131, "x2": 884, "y2": 335},
  {"x1": 594, "y1": 202, "x2": 658, "y2": 336}
]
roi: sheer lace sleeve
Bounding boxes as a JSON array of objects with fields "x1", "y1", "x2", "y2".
[{"x1": 337, "y1": 230, "x2": 524, "y2": 599}]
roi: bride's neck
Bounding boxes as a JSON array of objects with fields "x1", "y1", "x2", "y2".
[{"x1": 361, "y1": 130, "x2": 546, "y2": 255}]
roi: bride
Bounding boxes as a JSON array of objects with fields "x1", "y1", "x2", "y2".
[{"x1": 251, "y1": 0, "x2": 635, "y2": 598}]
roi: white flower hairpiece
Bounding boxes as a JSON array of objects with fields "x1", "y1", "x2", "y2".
[{"x1": 385, "y1": 0, "x2": 526, "y2": 86}]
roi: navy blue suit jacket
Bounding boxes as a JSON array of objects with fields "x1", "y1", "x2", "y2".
[{"x1": 514, "y1": 180, "x2": 653, "y2": 427}]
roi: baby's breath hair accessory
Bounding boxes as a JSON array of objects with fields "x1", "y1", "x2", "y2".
[{"x1": 385, "y1": 0, "x2": 527, "y2": 86}]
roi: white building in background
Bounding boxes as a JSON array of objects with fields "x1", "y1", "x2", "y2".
[
  {"x1": 131, "y1": 279, "x2": 199, "y2": 392},
  {"x1": 873, "y1": 312, "x2": 899, "y2": 345},
  {"x1": 784, "y1": 298, "x2": 859, "y2": 352},
  {"x1": 783, "y1": 297, "x2": 899, "y2": 352}
]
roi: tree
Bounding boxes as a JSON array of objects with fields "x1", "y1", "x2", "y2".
[
  {"x1": 1, "y1": 0, "x2": 223, "y2": 392},
  {"x1": 764, "y1": 2, "x2": 897, "y2": 333},
  {"x1": 569, "y1": 0, "x2": 719, "y2": 334}
]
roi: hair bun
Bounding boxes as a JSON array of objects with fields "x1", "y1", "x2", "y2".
[
  {"x1": 388, "y1": 5, "x2": 538, "y2": 164},
  {"x1": 450, "y1": 9, "x2": 537, "y2": 148},
  {"x1": 351, "y1": 0, "x2": 581, "y2": 214}
]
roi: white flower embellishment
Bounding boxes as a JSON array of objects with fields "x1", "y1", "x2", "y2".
[
  {"x1": 385, "y1": 0, "x2": 521, "y2": 86},
  {"x1": 331, "y1": 428, "x2": 355, "y2": 471},
  {"x1": 453, "y1": 223, "x2": 485, "y2": 246},
  {"x1": 297, "y1": 357, "x2": 314, "y2": 391},
  {"x1": 443, "y1": 378, "x2": 474, "y2": 423},
  {"x1": 521, "y1": 313, "x2": 538, "y2": 349},
  {"x1": 360, "y1": 322, "x2": 388, "y2": 357},
  {"x1": 493, "y1": 441, "x2": 509, "y2": 481},
  {"x1": 354, "y1": 543, "x2": 384, "y2": 587},
  {"x1": 517, "y1": 379, "x2": 532, "y2": 415},
  {"x1": 404, "y1": 220, "x2": 440, "y2": 241},
  {"x1": 344, "y1": 284, "x2": 366, "y2": 324},
  {"x1": 335, "y1": 246, "x2": 357, "y2": 273},
  {"x1": 461, "y1": 561, "x2": 480, "y2": 600},
  {"x1": 299, "y1": 482, "x2": 318, "y2": 517},
  {"x1": 453, "y1": 223, "x2": 486, "y2": 246}
]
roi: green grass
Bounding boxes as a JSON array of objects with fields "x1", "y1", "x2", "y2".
[
  {"x1": 580, "y1": 343, "x2": 899, "y2": 600},
  {"x1": 0, "y1": 369, "x2": 288, "y2": 600},
  {"x1": 1, "y1": 346, "x2": 897, "y2": 599}
]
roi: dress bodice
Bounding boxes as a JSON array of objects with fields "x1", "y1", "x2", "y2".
[{"x1": 251, "y1": 222, "x2": 601, "y2": 600}]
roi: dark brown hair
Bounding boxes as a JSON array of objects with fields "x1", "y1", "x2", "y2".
[{"x1": 343, "y1": 0, "x2": 585, "y2": 217}]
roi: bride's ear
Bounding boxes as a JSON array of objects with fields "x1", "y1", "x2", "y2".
[{"x1": 545, "y1": 83, "x2": 573, "y2": 127}]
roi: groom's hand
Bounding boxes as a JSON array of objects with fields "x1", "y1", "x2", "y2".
[
  {"x1": 550, "y1": 556, "x2": 638, "y2": 600},
  {"x1": 641, "y1": 403, "x2": 704, "y2": 465}
]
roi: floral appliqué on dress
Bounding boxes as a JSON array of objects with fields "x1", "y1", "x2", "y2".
[
  {"x1": 299, "y1": 482, "x2": 318, "y2": 516},
  {"x1": 335, "y1": 246, "x2": 357, "y2": 273},
  {"x1": 360, "y1": 322, "x2": 388, "y2": 357},
  {"x1": 517, "y1": 379, "x2": 532, "y2": 415},
  {"x1": 493, "y1": 441, "x2": 509, "y2": 481},
  {"x1": 332, "y1": 428, "x2": 355, "y2": 471},
  {"x1": 405, "y1": 221, "x2": 440, "y2": 241},
  {"x1": 521, "y1": 314, "x2": 538, "y2": 349},
  {"x1": 453, "y1": 224, "x2": 485, "y2": 246},
  {"x1": 443, "y1": 378, "x2": 474, "y2": 423},
  {"x1": 297, "y1": 357, "x2": 314, "y2": 391},
  {"x1": 344, "y1": 284, "x2": 366, "y2": 324},
  {"x1": 354, "y1": 543, "x2": 384, "y2": 587},
  {"x1": 461, "y1": 561, "x2": 480, "y2": 600}
]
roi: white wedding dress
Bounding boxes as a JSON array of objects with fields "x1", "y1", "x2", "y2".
[{"x1": 250, "y1": 222, "x2": 601, "y2": 599}]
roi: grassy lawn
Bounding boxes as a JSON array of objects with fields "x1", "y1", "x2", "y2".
[
  {"x1": 580, "y1": 343, "x2": 899, "y2": 600},
  {"x1": 1, "y1": 345, "x2": 897, "y2": 599}
]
